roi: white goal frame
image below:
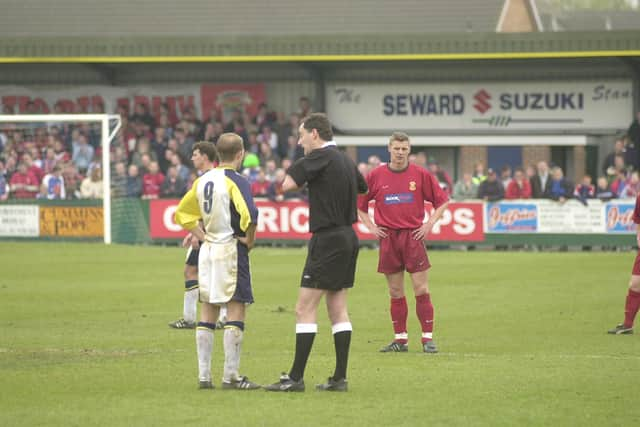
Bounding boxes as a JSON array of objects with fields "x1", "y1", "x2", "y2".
[{"x1": 0, "y1": 114, "x2": 122, "y2": 244}]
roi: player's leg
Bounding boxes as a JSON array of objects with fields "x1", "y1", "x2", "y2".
[
  {"x1": 409, "y1": 270, "x2": 437, "y2": 353},
  {"x1": 609, "y1": 274, "x2": 640, "y2": 334},
  {"x1": 288, "y1": 287, "x2": 324, "y2": 381},
  {"x1": 317, "y1": 289, "x2": 350, "y2": 391},
  {"x1": 196, "y1": 302, "x2": 220, "y2": 388},
  {"x1": 168, "y1": 249, "x2": 199, "y2": 329},
  {"x1": 380, "y1": 271, "x2": 409, "y2": 352},
  {"x1": 220, "y1": 301, "x2": 259, "y2": 389}
]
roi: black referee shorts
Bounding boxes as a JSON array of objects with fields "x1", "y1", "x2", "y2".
[{"x1": 301, "y1": 226, "x2": 359, "y2": 291}]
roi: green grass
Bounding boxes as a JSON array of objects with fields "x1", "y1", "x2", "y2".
[{"x1": 1, "y1": 242, "x2": 639, "y2": 426}]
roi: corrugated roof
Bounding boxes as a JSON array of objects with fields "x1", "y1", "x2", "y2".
[{"x1": 0, "y1": 0, "x2": 505, "y2": 36}]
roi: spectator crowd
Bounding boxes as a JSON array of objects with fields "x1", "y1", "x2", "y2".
[{"x1": 1, "y1": 100, "x2": 639, "y2": 205}]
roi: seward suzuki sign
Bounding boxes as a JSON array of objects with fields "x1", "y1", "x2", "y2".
[{"x1": 325, "y1": 81, "x2": 632, "y2": 132}]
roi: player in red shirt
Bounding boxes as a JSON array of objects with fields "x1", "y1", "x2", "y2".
[
  {"x1": 608, "y1": 194, "x2": 640, "y2": 334},
  {"x1": 358, "y1": 132, "x2": 449, "y2": 353}
]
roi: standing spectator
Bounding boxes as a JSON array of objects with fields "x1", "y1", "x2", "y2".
[
  {"x1": 142, "y1": 161, "x2": 164, "y2": 199},
  {"x1": 41, "y1": 147, "x2": 58, "y2": 175},
  {"x1": 610, "y1": 169, "x2": 628, "y2": 197},
  {"x1": 72, "y1": 133, "x2": 94, "y2": 174},
  {"x1": 111, "y1": 162, "x2": 128, "y2": 198},
  {"x1": 131, "y1": 103, "x2": 155, "y2": 130},
  {"x1": 453, "y1": 172, "x2": 478, "y2": 200},
  {"x1": 500, "y1": 165, "x2": 512, "y2": 189},
  {"x1": 126, "y1": 164, "x2": 143, "y2": 197},
  {"x1": 472, "y1": 161, "x2": 486, "y2": 185},
  {"x1": 41, "y1": 165, "x2": 66, "y2": 200},
  {"x1": 367, "y1": 155, "x2": 381, "y2": 171},
  {"x1": 531, "y1": 161, "x2": 552, "y2": 198},
  {"x1": 160, "y1": 165, "x2": 186, "y2": 198},
  {"x1": 595, "y1": 176, "x2": 616, "y2": 201},
  {"x1": 298, "y1": 96, "x2": 312, "y2": 118},
  {"x1": 252, "y1": 102, "x2": 272, "y2": 131},
  {"x1": 505, "y1": 167, "x2": 532, "y2": 199},
  {"x1": 170, "y1": 152, "x2": 191, "y2": 183},
  {"x1": 548, "y1": 167, "x2": 573, "y2": 203},
  {"x1": 427, "y1": 159, "x2": 453, "y2": 195},
  {"x1": 277, "y1": 113, "x2": 299, "y2": 158},
  {"x1": 477, "y1": 168, "x2": 504, "y2": 202},
  {"x1": 80, "y1": 167, "x2": 103, "y2": 199},
  {"x1": 258, "y1": 141, "x2": 280, "y2": 167},
  {"x1": 602, "y1": 138, "x2": 626, "y2": 175},
  {"x1": 9, "y1": 162, "x2": 39, "y2": 199},
  {"x1": 285, "y1": 135, "x2": 304, "y2": 162},
  {"x1": 628, "y1": 111, "x2": 640, "y2": 161}
]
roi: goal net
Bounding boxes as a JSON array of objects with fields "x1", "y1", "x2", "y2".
[{"x1": 0, "y1": 114, "x2": 132, "y2": 244}]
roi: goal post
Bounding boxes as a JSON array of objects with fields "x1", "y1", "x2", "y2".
[{"x1": 0, "y1": 114, "x2": 121, "y2": 244}]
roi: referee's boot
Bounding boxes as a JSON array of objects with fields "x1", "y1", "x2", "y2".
[
  {"x1": 607, "y1": 323, "x2": 633, "y2": 335},
  {"x1": 264, "y1": 373, "x2": 305, "y2": 392},
  {"x1": 316, "y1": 377, "x2": 348, "y2": 392}
]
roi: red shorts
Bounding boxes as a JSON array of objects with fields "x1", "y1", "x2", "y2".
[
  {"x1": 632, "y1": 251, "x2": 640, "y2": 275},
  {"x1": 378, "y1": 229, "x2": 430, "y2": 274}
]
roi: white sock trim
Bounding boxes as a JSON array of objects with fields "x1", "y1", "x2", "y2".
[
  {"x1": 296, "y1": 323, "x2": 318, "y2": 334},
  {"x1": 422, "y1": 332, "x2": 433, "y2": 340},
  {"x1": 332, "y1": 322, "x2": 352, "y2": 334},
  {"x1": 394, "y1": 332, "x2": 408, "y2": 340}
]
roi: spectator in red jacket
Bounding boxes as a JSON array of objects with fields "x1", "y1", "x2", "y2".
[
  {"x1": 505, "y1": 167, "x2": 532, "y2": 199},
  {"x1": 251, "y1": 169, "x2": 270, "y2": 197},
  {"x1": 9, "y1": 162, "x2": 39, "y2": 198},
  {"x1": 142, "y1": 161, "x2": 164, "y2": 199}
]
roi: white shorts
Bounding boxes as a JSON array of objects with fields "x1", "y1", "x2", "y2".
[{"x1": 198, "y1": 241, "x2": 238, "y2": 304}]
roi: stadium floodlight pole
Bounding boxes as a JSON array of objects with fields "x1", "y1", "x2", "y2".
[{"x1": 0, "y1": 114, "x2": 122, "y2": 244}]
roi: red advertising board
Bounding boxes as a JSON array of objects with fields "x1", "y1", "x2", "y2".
[
  {"x1": 149, "y1": 199, "x2": 484, "y2": 242},
  {"x1": 200, "y1": 84, "x2": 266, "y2": 123}
]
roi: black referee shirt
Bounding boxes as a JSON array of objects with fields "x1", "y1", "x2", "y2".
[{"x1": 287, "y1": 146, "x2": 368, "y2": 233}]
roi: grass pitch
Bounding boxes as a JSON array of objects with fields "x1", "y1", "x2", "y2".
[{"x1": 1, "y1": 242, "x2": 639, "y2": 426}]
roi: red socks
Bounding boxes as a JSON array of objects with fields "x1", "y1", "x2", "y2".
[
  {"x1": 623, "y1": 289, "x2": 640, "y2": 328},
  {"x1": 390, "y1": 297, "x2": 408, "y2": 344},
  {"x1": 416, "y1": 293, "x2": 434, "y2": 343}
]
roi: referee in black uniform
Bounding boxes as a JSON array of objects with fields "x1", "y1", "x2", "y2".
[{"x1": 265, "y1": 113, "x2": 368, "y2": 392}]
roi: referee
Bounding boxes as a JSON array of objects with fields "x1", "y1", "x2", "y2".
[{"x1": 265, "y1": 113, "x2": 368, "y2": 392}]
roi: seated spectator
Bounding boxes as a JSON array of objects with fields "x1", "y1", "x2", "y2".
[
  {"x1": 9, "y1": 162, "x2": 39, "y2": 198},
  {"x1": 357, "y1": 162, "x2": 369, "y2": 180},
  {"x1": 610, "y1": 169, "x2": 628, "y2": 197},
  {"x1": 257, "y1": 124, "x2": 278, "y2": 151},
  {"x1": 0, "y1": 160, "x2": 9, "y2": 201},
  {"x1": 453, "y1": 172, "x2": 478, "y2": 200},
  {"x1": 160, "y1": 165, "x2": 186, "y2": 198},
  {"x1": 620, "y1": 171, "x2": 640, "y2": 199},
  {"x1": 548, "y1": 167, "x2": 573, "y2": 202},
  {"x1": 22, "y1": 152, "x2": 44, "y2": 184},
  {"x1": 574, "y1": 175, "x2": 595, "y2": 200},
  {"x1": 126, "y1": 164, "x2": 143, "y2": 197},
  {"x1": 41, "y1": 147, "x2": 58, "y2": 175},
  {"x1": 41, "y1": 164, "x2": 66, "y2": 199},
  {"x1": 477, "y1": 168, "x2": 504, "y2": 202},
  {"x1": 285, "y1": 135, "x2": 304, "y2": 162},
  {"x1": 505, "y1": 167, "x2": 532, "y2": 199},
  {"x1": 251, "y1": 169, "x2": 270, "y2": 197},
  {"x1": 595, "y1": 176, "x2": 616, "y2": 201},
  {"x1": 242, "y1": 153, "x2": 261, "y2": 183},
  {"x1": 169, "y1": 152, "x2": 191, "y2": 183},
  {"x1": 62, "y1": 162, "x2": 83, "y2": 199},
  {"x1": 268, "y1": 168, "x2": 303, "y2": 201},
  {"x1": 281, "y1": 157, "x2": 293, "y2": 173},
  {"x1": 80, "y1": 167, "x2": 103, "y2": 199},
  {"x1": 606, "y1": 153, "x2": 627, "y2": 183},
  {"x1": 111, "y1": 162, "x2": 128, "y2": 198},
  {"x1": 142, "y1": 161, "x2": 164, "y2": 199},
  {"x1": 258, "y1": 141, "x2": 280, "y2": 167}
]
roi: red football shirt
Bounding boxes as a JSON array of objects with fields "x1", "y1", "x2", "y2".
[
  {"x1": 358, "y1": 163, "x2": 449, "y2": 229},
  {"x1": 633, "y1": 195, "x2": 640, "y2": 224},
  {"x1": 142, "y1": 172, "x2": 165, "y2": 197}
]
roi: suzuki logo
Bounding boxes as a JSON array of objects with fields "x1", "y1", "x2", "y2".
[{"x1": 473, "y1": 89, "x2": 492, "y2": 114}]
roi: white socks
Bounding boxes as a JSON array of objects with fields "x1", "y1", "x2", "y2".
[
  {"x1": 196, "y1": 326, "x2": 214, "y2": 382},
  {"x1": 183, "y1": 289, "x2": 199, "y2": 323},
  {"x1": 223, "y1": 325, "x2": 243, "y2": 383}
]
